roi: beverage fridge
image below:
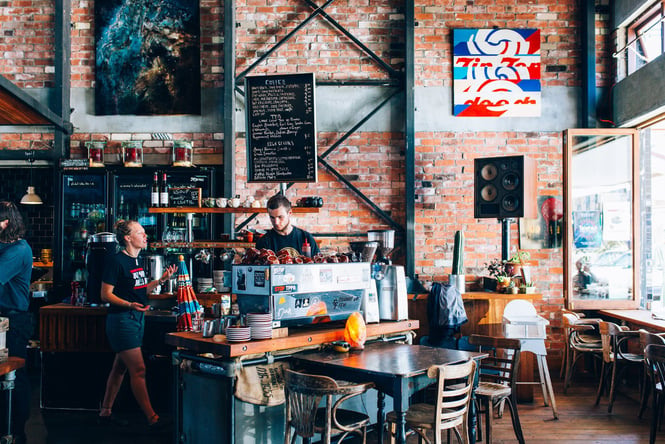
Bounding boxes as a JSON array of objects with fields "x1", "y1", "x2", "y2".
[{"x1": 53, "y1": 166, "x2": 216, "y2": 302}]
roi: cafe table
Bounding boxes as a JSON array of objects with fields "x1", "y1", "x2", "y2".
[{"x1": 290, "y1": 341, "x2": 487, "y2": 444}]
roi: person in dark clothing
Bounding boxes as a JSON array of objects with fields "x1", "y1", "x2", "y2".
[
  {"x1": 255, "y1": 195, "x2": 319, "y2": 256},
  {"x1": 99, "y1": 220, "x2": 176, "y2": 429},
  {"x1": 0, "y1": 201, "x2": 33, "y2": 444}
]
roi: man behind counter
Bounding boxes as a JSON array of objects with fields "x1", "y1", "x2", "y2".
[{"x1": 255, "y1": 195, "x2": 320, "y2": 257}]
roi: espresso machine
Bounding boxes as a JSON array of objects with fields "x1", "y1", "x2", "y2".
[{"x1": 368, "y1": 230, "x2": 408, "y2": 321}]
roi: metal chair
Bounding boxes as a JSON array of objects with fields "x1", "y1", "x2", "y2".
[
  {"x1": 594, "y1": 321, "x2": 642, "y2": 412},
  {"x1": 469, "y1": 334, "x2": 525, "y2": 444},
  {"x1": 283, "y1": 368, "x2": 374, "y2": 444},
  {"x1": 645, "y1": 343, "x2": 665, "y2": 444},
  {"x1": 385, "y1": 359, "x2": 477, "y2": 444},
  {"x1": 561, "y1": 312, "x2": 603, "y2": 393}
]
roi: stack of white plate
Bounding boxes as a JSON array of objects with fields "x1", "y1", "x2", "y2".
[
  {"x1": 225, "y1": 326, "x2": 251, "y2": 342},
  {"x1": 197, "y1": 277, "x2": 213, "y2": 293},
  {"x1": 247, "y1": 313, "x2": 273, "y2": 340}
]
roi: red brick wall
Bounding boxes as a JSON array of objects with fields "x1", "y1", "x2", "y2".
[{"x1": 0, "y1": 0, "x2": 616, "y2": 363}]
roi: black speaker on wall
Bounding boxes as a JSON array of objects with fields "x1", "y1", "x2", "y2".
[{"x1": 474, "y1": 155, "x2": 537, "y2": 219}]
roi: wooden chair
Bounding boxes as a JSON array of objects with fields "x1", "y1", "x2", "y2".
[
  {"x1": 639, "y1": 330, "x2": 665, "y2": 419},
  {"x1": 562, "y1": 312, "x2": 603, "y2": 393},
  {"x1": 645, "y1": 344, "x2": 665, "y2": 444},
  {"x1": 385, "y1": 359, "x2": 477, "y2": 444},
  {"x1": 283, "y1": 368, "x2": 374, "y2": 444},
  {"x1": 469, "y1": 334, "x2": 524, "y2": 444},
  {"x1": 594, "y1": 321, "x2": 642, "y2": 412},
  {"x1": 559, "y1": 309, "x2": 601, "y2": 378}
]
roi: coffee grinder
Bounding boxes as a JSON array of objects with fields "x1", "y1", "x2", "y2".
[
  {"x1": 368, "y1": 230, "x2": 408, "y2": 321},
  {"x1": 349, "y1": 241, "x2": 380, "y2": 323}
]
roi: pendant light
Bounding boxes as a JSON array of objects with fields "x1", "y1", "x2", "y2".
[{"x1": 20, "y1": 151, "x2": 43, "y2": 205}]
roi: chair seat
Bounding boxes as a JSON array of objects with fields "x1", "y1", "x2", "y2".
[
  {"x1": 386, "y1": 403, "x2": 465, "y2": 431},
  {"x1": 315, "y1": 408, "x2": 370, "y2": 432},
  {"x1": 578, "y1": 333, "x2": 601, "y2": 344},
  {"x1": 475, "y1": 381, "x2": 512, "y2": 400}
]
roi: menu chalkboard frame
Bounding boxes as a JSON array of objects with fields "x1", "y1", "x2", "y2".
[{"x1": 245, "y1": 73, "x2": 318, "y2": 183}]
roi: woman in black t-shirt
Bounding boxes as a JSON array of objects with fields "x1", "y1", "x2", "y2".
[{"x1": 98, "y1": 220, "x2": 176, "y2": 429}]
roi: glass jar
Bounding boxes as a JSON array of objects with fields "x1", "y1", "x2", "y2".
[
  {"x1": 122, "y1": 141, "x2": 143, "y2": 167},
  {"x1": 86, "y1": 141, "x2": 106, "y2": 167},
  {"x1": 172, "y1": 140, "x2": 193, "y2": 167}
]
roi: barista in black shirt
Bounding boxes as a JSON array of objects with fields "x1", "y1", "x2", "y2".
[{"x1": 255, "y1": 195, "x2": 319, "y2": 256}]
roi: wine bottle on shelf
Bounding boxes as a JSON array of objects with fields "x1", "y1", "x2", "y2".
[
  {"x1": 160, "y1": 173, "x2": 169, "y2": 207},
  {"x1": 151, "y1": 172, "x2": 159, "y2": 207}
]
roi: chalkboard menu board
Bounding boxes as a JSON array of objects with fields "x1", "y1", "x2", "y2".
[
  {"x1": 169, "y1": 187, "x2": 202, "y2": 208},
  {"x1": 245, "y1": 73, "x2": 317, "y2": 183}
]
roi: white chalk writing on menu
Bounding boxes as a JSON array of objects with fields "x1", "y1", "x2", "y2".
[{"x1": 245, "y1": 73, "x2": 317, "y2": 183}]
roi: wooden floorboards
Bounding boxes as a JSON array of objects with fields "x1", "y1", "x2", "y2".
[
  {"x1": 490, "y1": 375, "x2": 652, "y2": 443},
  {"x1": 375, "y1": 373, "x2": 655, "y2": 443}
]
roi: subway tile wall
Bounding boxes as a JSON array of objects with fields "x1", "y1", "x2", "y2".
[{"x1": 0, "y1": 167, "x2": 55, "y2": 254}]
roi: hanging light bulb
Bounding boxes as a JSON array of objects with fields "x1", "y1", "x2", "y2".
[{"x1": 20, "y1": 151, "x2": 43, "y2": 205}]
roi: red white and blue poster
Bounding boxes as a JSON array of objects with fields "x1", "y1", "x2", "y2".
[{"x1": 453, "y1": 28, "x2": 541, "y2": 117}]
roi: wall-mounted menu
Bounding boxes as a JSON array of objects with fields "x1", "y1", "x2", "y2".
[{"x1": 245, "y1": 73, "x2": 317, "y2": 183}]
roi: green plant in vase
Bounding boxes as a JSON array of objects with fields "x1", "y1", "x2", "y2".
[
  {"x1": 519, "y1": 281, "x2": 536, "y2": 294},
  {"x1": 505, "y1": 250, "x2": 530, "y2": 277},
  {"x1": 484, "y1": 258, "x2": 510, "y2": 292}
]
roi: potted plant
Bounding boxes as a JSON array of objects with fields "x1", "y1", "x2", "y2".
[
  {"x1": 505, "y1": 250, "x2": 530, "y2": 277},
  {"x1": 506, "y1": 278, "x2": 520, "y2": 294},
  {"x1": 483, "y1": 258, "x2": 511, "y2": 292},
  {"x1": 449, "y1": 230, "x2": 466, "y2": 294},
  {"x1": 519, "y1": 281, "x2": 536, "y2": 294}
]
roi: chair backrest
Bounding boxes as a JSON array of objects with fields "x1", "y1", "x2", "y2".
[
  {"x1": 284, "y1": 369, "x2": 340, "y2": 440},
  {"x1": 645, "y1": 344, "x2": 665, "y2": 394},
  {"x1": 469, "y1": 334, "x2": 521, "y2": 389},
  {"x1": 599, "y1": 320, "x2": 637, "y2": 363},
  {"x1": 504, "y1": 299, "x2": 537, "y2": 318},
  {"x1": 284, "y1": 368, "x2": 370, "y2": 443},
  {"x1": 640, "y1": 329, "x2": 665, "y2": 350},
  {"x1": 427, "y1": 359, "x2": 477, "y2": 431}
]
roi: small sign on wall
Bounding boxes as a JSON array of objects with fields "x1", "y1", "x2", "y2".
[{"x1": 453, "y1": 28, "x2": 541, "y2": 117}]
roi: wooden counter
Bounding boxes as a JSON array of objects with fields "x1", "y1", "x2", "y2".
[
  {"x1": 39, "y1": 303, "x2": 177, "y2": 353},
  {"x1": 408, "y1": 291, "x2": 542, "y2": 340},
  {"x1": 165, "y1": 319, "x2": 419, "y2": 358}
]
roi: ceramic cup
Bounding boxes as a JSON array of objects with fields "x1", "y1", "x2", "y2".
[
  {"x1": 204, "y1": 198, "x2": 216, "y2": 208},
  {"x1": 230, "y1": 197, "x2": 241, "y2": 208},
  {"x1": 216, "y1": 198, "x2": 227, "y2": 208}
]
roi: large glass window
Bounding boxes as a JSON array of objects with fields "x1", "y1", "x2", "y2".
[
  {"x1": 565, "y1": 129, "x2": 640, "y2": 310},
  {"x1": 642, "y1": 121, "x2": 665, "y2": 315}
]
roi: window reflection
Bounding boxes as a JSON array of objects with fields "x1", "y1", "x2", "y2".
[{"x1": 566, "y1": 129, "x2": 639, "y2": 310}]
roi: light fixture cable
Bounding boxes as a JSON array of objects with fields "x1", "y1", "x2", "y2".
[{"x1": 20, "y1": 151, "x2": 43, "y2": 205}]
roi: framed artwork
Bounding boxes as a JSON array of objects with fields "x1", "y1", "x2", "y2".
[
  {"x1": 453, "y1": 28, "x2": 541, "y2": 117},
  {"x1": 94, "y1": 0, "x2": 201, "y2": 115},
  {"x1": 520, "y1": 196, "x2": 563, "y2": 250}
]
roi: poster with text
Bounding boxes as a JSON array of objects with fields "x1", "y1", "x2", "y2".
[{"x1": 453, "y1": 28, "x2": 541, "y2": 117}]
